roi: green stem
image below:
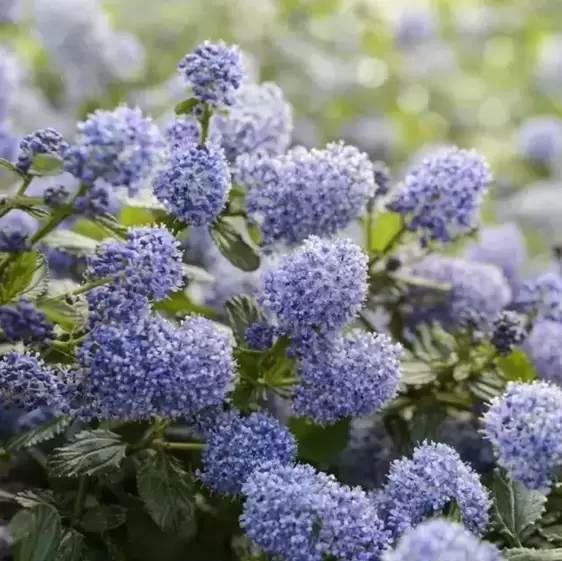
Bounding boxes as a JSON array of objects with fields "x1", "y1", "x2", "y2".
[
  {"x1": 382, "y1": 224, "x2": 407, "y2": 256},
  {"x1": 200, "y1": 104, "x2": 211, "y2": 145},
  {"x1": 365, "y1": 197, "x2": 375, "y2": 253},
  {"x1": 152, "y1": 440, "x2": 204, "y2": 451},
  {"x1": 16, "y1": 176, "x2": 33, "y2": 196},
  {"x1": 50, "y1": 277, "x2": 112, "y2": 301},
  {"x1": 71, "y1": 477, "x2": 87, "y2": 527}
]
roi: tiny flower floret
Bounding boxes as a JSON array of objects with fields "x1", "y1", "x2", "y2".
[
  {"x1": 198, "y1": 410, "x2": 297, "y2": 495},
  {"x1": 388, "y1": 146, "x2": 491, "y2": 246},
  {"x1": 482, "y1": 381, "x2": 562, "y2": 489},
  {"x1": 0, "y1": 299, "x2": 54, "y2": 344},
  {"x1": 16, "y1": 128, "x2": 69, "y2": 175}
]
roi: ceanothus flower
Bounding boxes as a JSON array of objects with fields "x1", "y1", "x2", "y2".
[
  {"x1": 523, "y1": 320, "x2": 562, "y2": 384},
  {"x1": 293, "y1": 330, "x2": 402, "y2": 424},
  {"x1": 43, "y1": 185, "x2": 70, "y2": 207},
  {"x1": 164, "y1": 117, "x2": 202, "y2": 146},
  {"x1": 64, "y1": 106, "x2": 165, "y2": 194},
  {"x1": 379, "y1": 441, "x2": 491, "y2": 538},
  {"x1": 490, "y1": 311, "x2": 529, "y2": 355},
  {"x1": 373, "y1": 160, "x2": 392, "y2": 195},
  {"x1": 0, "y1": 300, "x2": 54, "y2": 345},
  {"x1": 214, "y1": 81, "x2": 293, "y2": 161},
  {"x1": 241, "y1": 462, "x2": 391, "y2": 561},
  {"x1": 244, "y1": 142, "x2": 376, "y2": 249},
  {"x1": 245, "y1": 321, "x2": 276, "y2": 350},
  {"x1": 483, "y1": 381, "x2": 562, "y2": 489},
  {"x1": 260, "y1": 236, "x2": 368, "y2": 344},
  {"x1": 463, "y1": 223, "x2": 527, "y2": 289},
  {"x1": 86, "y1": 285, "x2": 150, "y2": 326},
  {"x1": 77, "y1": 314, "x2": 235, "y2": 420},
  {"x1": 16, "y1": 128, "x2": 69, "y2": 175},
  {"x1": 198, "y1": 410, "x2": 297, "y2": 495},
  {"x1": 387, "y1": 147, "x2": 491, "y2": 246},
  {"x1": 154, "y1": 139, "x2": 231, "y2": 226},
  {"x1": 514, "y1": 272, "x2": 562, "y2": 322},
  {"x1": 383, "y1": 519, "x2": 502, "y2": 561},
  {"x1": 0, "y1": 209, "x2": 38, "y2": 252},
  {"x1": 74, "y1": 181, "x2": 121, "y2": 216},
  {"x1": 408, "y1": 255, "x2": 512, "y2": 332},
  {"x1": 86, "y1": 226, "x2": 183, "y2": 301},
  {"x1": 516, "y1": 116, "x2": 562, "y2": 165},
  {"x1": 0, "y1": 352, "x2": 69, "y2": 413},
  {"x1": 178, "y1": 40, "x2": 244, "y2": 112}
]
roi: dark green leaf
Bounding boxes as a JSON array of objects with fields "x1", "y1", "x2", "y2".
[
  {"x1": 493, "y1": 468, "x2": 547, "y2": 546},
  {"x1": 80, "y1": 505, "x2": 127, "y2": 533},
  {"x1": 137, "y1": 453, "x2": 197, "y2": 540},
  {"x1": 225, "y1": 295, "x2": 266, "y2": 343},
  {"x1": 19, "y1": 253, "x2": 50, "y2": 301},
  {"x1": 469, "y1": 371, "x2": 506, "y2": 402},
  {"x1": 0, "y1": 250, "x2": 42, "y2": 304},
  {"x1": 210, "y1": 218, "x2": 260, "y2": 272},
  {"x1": 181, "y1": 263, "x2": 214, "y2": 284},
  {"x1": 497, "y1": 349, "x2": 537, "y2": 383},
  {"x1": 36, "y1": 299, "x2": 86, "y2": 331},
  {"x1": 289, "y1": 417, "x2": 350, "y2": 463},
  {"x1": 55, "y1": 530, "x2": 83, "y2": 561},
  {"x1": 368, "y1": 211, "x2": 403, "y2": 253},
  {"x1": 10, "y1": 504, "x2": 62, "y2": 561},
  {"x1": 400, "y1": 360, "x2": 438, "y2": 386},
  {"x1": 41, "y1": 231, "x2": 99, "y2": 256},
  {"x1": 0, "y1": 158, "x2": 22, "y2": 176},
  {"x1": 151, "y1": 210, "x2": 186, "y2": 234},
  {"x1": 505, "y1": 549, "x2": 562, "y2": 561},
  {"x1": 541, "y1": 526, "x2": 562, "y2": 544},
  {"x1": 29, "y1": 154, "x2": 64, "y2": 177},
  {"x1": 174, "y1": 98, "x2": 199, "y2": 115},
  {"x1": 155, "y1": 290, "x2": 217, "y2": 318},
  {"x1": 442, "y1": 499, "x2": 463, "y2": 523},
  {"x1": 13, "y1": 489, "x2": 56, "y2": 509},
  {"x1": 7, "y1": 416, "x2": 72, "y2": 451},
  {"x1": 49, "y1": 430, "x2": 128, "y2": 478}
]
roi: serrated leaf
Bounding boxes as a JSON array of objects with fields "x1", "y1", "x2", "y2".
[
  {"x1": 289, "y1": 417, "x2": 350, "y2": 463},
  {"x1": 10, "y1": 503, "x2": 62, "y2": 561},
  {"x1": 36, "y1": 299, "x2": 85, "y2": 331},
  {"x1": 469, "y1": 371, "x2": 506, "y2": 402},
  {"x1": 174, "y1": 98, "x2": 199, "y2": 115},
  {"x1": 13, "y1": 489, "x2": 56, "y2": 509},
  {"x1": 42, "y1": 230, "x2": 99, "y2": 256},
  {"x1": 29, "y1": 154, "x2": 64, "y2": 176},
  {"x1": 137, "y1": 453, "x2": 197, "y2": 540},
  {"x1": 49, "y1": 430, "x2": 128, "y2": 478},
  {"x1": 20, "y1": 253, "x2": 50, "y2": 300},
  {"x1": 493, "y1": 468, "x2": 547, "y2": 546},
  {"x1": 505, "y1": 549, "x2": 562, "y2": 561},
  {"x1": 0, "y1": 250, "x2": 42, "y2": 304},
  {"x1": 369, "y1": 211, "x2": 403, "y2": 253},
  {"x1": 400, "y1": 360, "x2": 438, "y2": 386},
  {"x1": 80, "y1": 505, "x2": 127, "y2": 533},
  {"x1": 225, "y1": 295, "x2": 266, "y2": 343},
  {"x1": 541, "y1": 526, "x2": 562, "y2": 543},
  {"x1": 56, "y1": 530, "x2": 84, "y2": 561},
  {"x1": 497, "y1": 349, "x2": 537, "y2": 383},
  {"x1": 210, "y1": 218, "x2": 260, "y2": 272},
  {"x1": 7, "y1": 416, "x2": 71, "y2": 451}
]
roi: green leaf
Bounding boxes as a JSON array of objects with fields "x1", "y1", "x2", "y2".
[
  {"x1": 0, "y1": 250, "x2": 43, "y2": 304},
  {"x1": 442, "y1": 499, "x2": 463, "y2": 523},
  {"x1": 137, "y1": 453, "x2": 197, "y2": 540},
  {"x1": 174, "y1": 98, "x2": 199, "y2": 115},
  {"x1": 72, "y1": 220, "x2": 111, "y2": 242},
  {"x1": 19, "y1": 253, "x2": 50, "y2": 301},
  {"x1": 505, "y1": 549, "x2": 562, "y2": 561},
  {"x1": 225, "y1": 295, "x2": 266, "y2": 343},
  {"x1": 80, "y1": 505, "x2": 127, "y2": 533},
  {"x1": 492, "y1": 468, "x2": 547, "y2": 546},
  {"x1": 49, "y1": 430, "x2": 128, "y2": 478},
  {"x1": 10, "y1": 504, "x2": 62, "y2": 561},
  {"x1": 36, "y1": 299, "x2": 86, "y2": 331},
  {"x1": 29, "y1": 154, "x2": 65, "y2": 177},
  {"x1": 289, "y1": 417, "x2": 350, "y2": 463},
  {"x1": 55, "y1": 530, "x2": 84, "y2": 561},
  {"x1": 182, "y1": 263, "x2": 214, "y2": 284},
  {"x1": 0, "y1": 158, "x2": 22, "y2": 176},
  {"x1": 41, "y1": 230, "x2": 99, "y2": 256},
  {"x1": 497, "y1": 349, "x2": 537, "y2": 383},
  {"x1": 7, "y1": 416, "x2": 71, "y2": 451},
  {"x1": 210, "y1": 218, "x2": 260, "y2": 272},
  {"x1": 369, "y1": 211, "x2": 403, "y2": 253},
  {"x1": 119, "y1": 207, "x2": 156, "y2": 227},
  {"x1": 13, "y1": 489, "x2": 56, "y2": 509},
  {"x1": 154, "y1": 290, "x2": 217, "y2": 319},
  {"x1": 400, "y1": 360, "x2": 438, "y2": 386}
]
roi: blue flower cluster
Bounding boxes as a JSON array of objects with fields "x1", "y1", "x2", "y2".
[
  {"x1": 16, "y1": 128, "x2": 69, "y2": 175},
  {"x1": 154, "y1": 139, "x2": 231, "y2": 226},
  {"x1": 388, "y1": 147, "x2": 491, "y2": 246},
  {"x1": 483, "y1": 381, "x2": 562, "y2": 489},
  {"x1": 65, "y1": 106, "x2": 164, "y2": 193},
  {"x1": 384, "y1": 519, "x2": 502, "y2": 561},
  {"x1": 408, "y1": 255, "x2": 512, "y2": 332},
  {"x1": 0, "y1": 300, "x2": 54, "y2": 345},
  {"x1": 523, "y1": 320, "x2": 562, "y2": 384},
  {"x1": 514, "y1": 272, "x2": 562, "y2": 322},
  {"x1": 379, "y1": 441, "x2": 491, "y2": 538},
  {"x1": 0, "y1": 209, "x2": 38, "y2": 252},
  {"x1": 165, "y1": 117, "x2": 203, "y2": 147},
  {"x1": 243, "y1": 142, "x2": 376, "y2": 249},
  {"x1": 490, "y1": 310, "x2": 528, "y2": 355},
  {"x1": 177, "y1": 40, "x2": 243, "y2": 112},
  {"x1": 517, "y1": 116, "x2": 562, "y2": 165},
  {"x1": 293, "y1": 329, "x2": 402, "y2": 424},
  {"x1": 260, "y1": 236, "x2": 367, "y2": 344},
  {"x1": 86, "y1": 226, "x2": 183, "y2": 302},
  {"x1": 77, "y1": 314, "x2": 235, "y2": 420},
  {"x1": 198, "y1": 410, "x2": 296, "y2": 495},
  {"x1": 241, "y1": 462, "x2": 391, "y2": 561}
]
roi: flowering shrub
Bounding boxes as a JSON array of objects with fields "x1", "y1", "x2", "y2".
[{"x1": 0, "y1": 32, "x2": 560, "y2": 561}]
